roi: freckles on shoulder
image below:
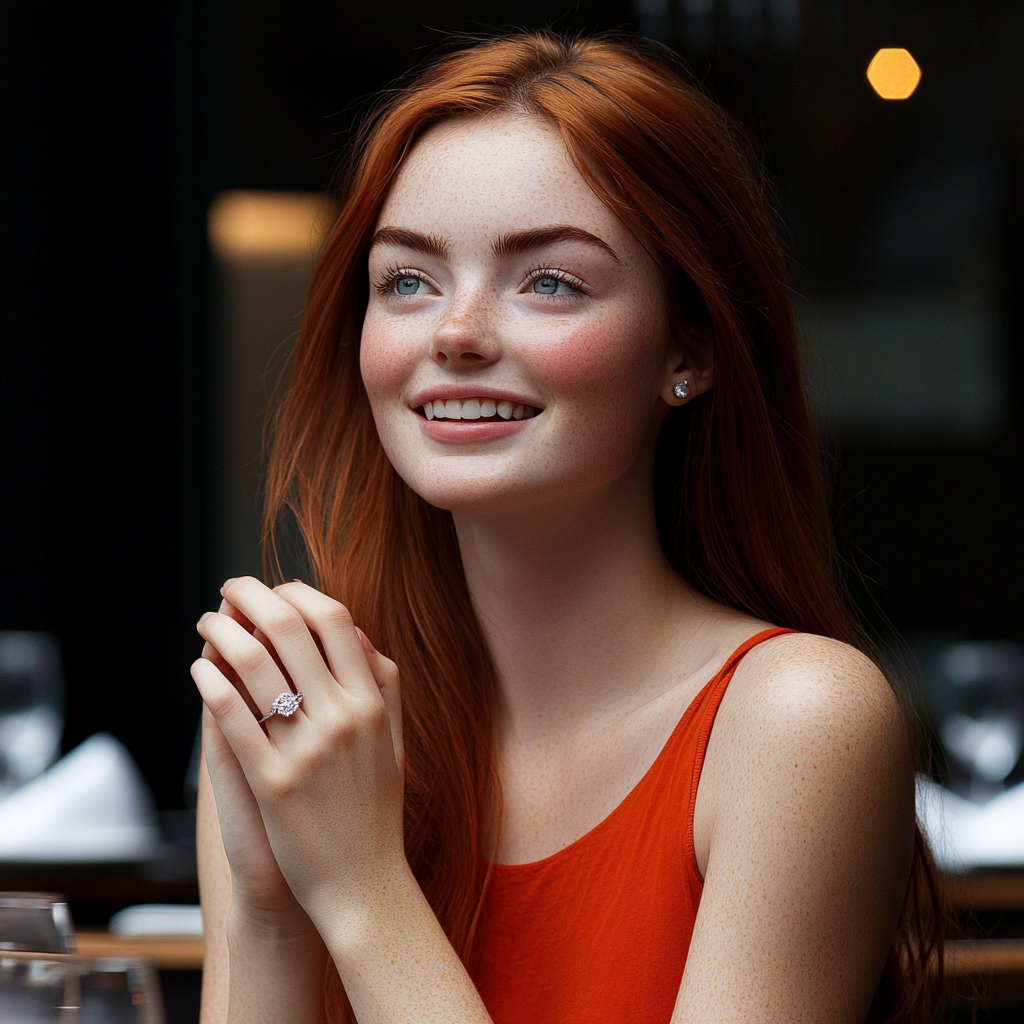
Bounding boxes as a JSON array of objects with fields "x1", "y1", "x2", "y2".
[
  {"x1": 733, "y1": 633, "x2": 906, "y2": 734},
  {"x1": 686, "y1": 636, "x2": 918, "y2": 1022},
  {"x1": 710, "y1": 633, "x2": 916, "y2": 824}
]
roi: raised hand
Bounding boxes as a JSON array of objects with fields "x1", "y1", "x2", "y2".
[{"x1": 192, "y1": 578, "x2": 406, "y2": 935}]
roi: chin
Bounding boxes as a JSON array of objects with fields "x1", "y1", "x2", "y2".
[
  {"x1": 398, "y1": 467, "x2": 552, "y2": 517},
  {"x1": 411, "y1": 483, "x2": 536, "y2": 516}
]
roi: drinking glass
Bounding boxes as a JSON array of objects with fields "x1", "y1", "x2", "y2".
[
  {"x1": 0, "y1": 951, "x2": 79, "y2": 1023},
  {"x1": 0, "y1": 632, "x2": 65, "y2": 799},
  {"x1": 919, "y1": 639, "x2": 1024, "y2": 802},
  {"x1": 0, "y1": 893, "x2": 75, "y2": 954},
  {"x1": 77, "y1": 958, "x2": 164, "y2": 1024},
  {"x1": 0, "y1": 954, "x2": 165, "y2": 1024}
]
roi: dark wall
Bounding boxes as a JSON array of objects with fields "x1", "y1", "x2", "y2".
[
  {"x1": 691, "y1": 2, "x2": 1024, "y2": 641},
  {"x1": 1, "y1": 0, "x2": 215, "y2": 806},
  {"x1": 220, "y1": 0, "x2": 632, "y2": 190}
]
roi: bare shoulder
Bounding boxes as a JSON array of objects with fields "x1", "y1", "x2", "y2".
[
  {"x1": 679, "y1": 632, "x2": 916, "y2": 1021},
  {"x1": 699, "y1": 632, "x2": 913, "y2": 832},
  {"x1": 716, "y1": 631, "x2": 908, "y2": 768},
  {"x1": 735, "y1": 630, "x2": 898, "y2": 705}
]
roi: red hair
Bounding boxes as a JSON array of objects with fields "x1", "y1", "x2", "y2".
[{"x1": 263, "y1": 31, "x2": 945, "y2": 1023}]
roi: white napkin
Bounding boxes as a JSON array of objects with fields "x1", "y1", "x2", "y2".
[
  {"x1": 109, "y1": 903, "x2": 203, "y2": 936},
  {"x1": 917, "y1": 774, "x2": 1024, "y2": 871},
  {"x1": 0, "y1": 732, "x2": 162, "y2": 862}
]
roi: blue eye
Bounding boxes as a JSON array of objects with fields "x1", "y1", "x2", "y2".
[
  {"x1": 532, "y1": 275, "x2": 565, "y2": 294},
  {"x1": 395, "y1": 276, "x2": 422, "y2": 294}
]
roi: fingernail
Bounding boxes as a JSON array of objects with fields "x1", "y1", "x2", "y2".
[
  {"x1": 355, "y1": 626, "x2": 377, "y2": 650},
  {"x1": 222, "y1": 577, "x2": 238, "y2": 589}
]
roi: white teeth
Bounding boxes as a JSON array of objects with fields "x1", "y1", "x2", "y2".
[{"x1": 421, "y1": 397, "x2": 539, "y2": 420}]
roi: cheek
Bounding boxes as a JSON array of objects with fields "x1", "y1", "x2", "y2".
[
  {"x1": 359, "y1": 319, "x2": 413, "y2": 404},
  {"x1": 532, "y1": 305, "x2": 666, "y2": 406},
  {"x1": 358, "y1": 320, "x2": 421, "y2": 472}
]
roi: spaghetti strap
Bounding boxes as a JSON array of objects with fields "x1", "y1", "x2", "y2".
[
  {"x1": 685, "y1": 626, "x2": 798, "y2": 879},
  {"x1": 708, "y1": 626, "x2": 798, "y2": 685}
]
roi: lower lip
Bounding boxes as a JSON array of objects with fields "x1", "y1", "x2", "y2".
[{"x1": 417, "y1": 415, "x2": 534, "y2": 443}]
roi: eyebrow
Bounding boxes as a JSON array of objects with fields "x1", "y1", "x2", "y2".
[
  {"x1": 370, "y1": 227, "x2": 451, "y2": 261},
  {"x1": 492, "y1": 226, "x2": 621, "y2": 264},
  {"x1": 369, "y1": 225, "x2": 621, "y2": 265}
]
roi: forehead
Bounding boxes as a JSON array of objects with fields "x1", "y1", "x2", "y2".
[{"x1": 376, "y1": 113, "x2": 625, "y2": 242}]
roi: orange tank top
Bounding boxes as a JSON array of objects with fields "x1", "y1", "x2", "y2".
[{"x1": 469, "y1": 627, "x2": 795, "y2": 1024}]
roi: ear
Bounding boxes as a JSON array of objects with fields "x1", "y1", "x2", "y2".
[{"x1": 661, "y1": 325, "x2": 713, "y2": 407}]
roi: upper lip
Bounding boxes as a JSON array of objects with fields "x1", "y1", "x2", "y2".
[{"x1": 409, "y1": 385, "x2": 544, "y2": 410}]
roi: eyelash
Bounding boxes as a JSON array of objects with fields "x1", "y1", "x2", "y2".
[
  {"x1": 524, "y1": 267, "x2": 587, "y2": 297},
  {"x1": 373, "y1": 265, "x2": 589, "y2": 297},
  {"x1": 374, "y1": 266, "x2": 428, "y2": 296}
]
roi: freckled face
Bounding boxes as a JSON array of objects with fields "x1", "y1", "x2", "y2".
[{"x1": 359, "y1": 113, "x2": 677, "y2": 516}]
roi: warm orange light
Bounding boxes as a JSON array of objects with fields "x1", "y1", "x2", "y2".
[
  {"x1": 208, "y1": 191, "x2": 332, "y2": 259},
  {"x1": 867, "y1": 48, "x2": 922, "y2": 100}
]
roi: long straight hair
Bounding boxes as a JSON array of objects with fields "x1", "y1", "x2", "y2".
[{"x1": 263, "y1": 32, "x2": 945, "y2": 1023}]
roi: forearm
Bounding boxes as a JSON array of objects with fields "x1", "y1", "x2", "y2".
[
  {"x1": 319, "y1": 866, "x2": 492, "y2": 1024},
  {"x1": 224, "y1": 910, "x2": 330, "y2": 1024}
]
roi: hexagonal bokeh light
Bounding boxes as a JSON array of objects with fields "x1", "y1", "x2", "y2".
[{"x1": 866, "y1": 48, "x2": 922, "y2": 99}]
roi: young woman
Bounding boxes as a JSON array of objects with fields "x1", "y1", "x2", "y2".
[{"x1": 193, "y1": 32, "x2": 943, "y2": 1024}]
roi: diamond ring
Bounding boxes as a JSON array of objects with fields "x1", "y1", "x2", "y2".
[{"x1": 258, "y1": 692, "x2": 303, "y2": 723}]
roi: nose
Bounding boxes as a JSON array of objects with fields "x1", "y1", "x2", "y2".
[{"x1": 430, "y1": 294, "x2": 500, "y2": 367}]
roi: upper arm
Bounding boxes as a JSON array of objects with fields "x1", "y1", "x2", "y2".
[
  {"x1": 197, "y1": 747, "x2": 232, "y2": 1024},
  {"x1": 674, "y1": 635, "x2": 915, "y2": 1023}
]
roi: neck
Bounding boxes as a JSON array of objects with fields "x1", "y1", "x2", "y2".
[{"x1": 452, "y1": 467, "x2": 714, "y2": 742}]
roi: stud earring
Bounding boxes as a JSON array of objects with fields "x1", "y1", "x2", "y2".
[{"x1": 673, "y1": 379, "x2": 690, "y2": 400}]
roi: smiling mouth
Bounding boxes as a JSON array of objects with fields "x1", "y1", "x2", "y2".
[{"x1": 419, "y1": 398, "x2": 541, "y2": 421}]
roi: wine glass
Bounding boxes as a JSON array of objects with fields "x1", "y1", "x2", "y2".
[
  {"x1": 0, "y1": 892, "x2": 75, "y2": 954},
  {"x1": 76, "y1": 957, "x2": 164, "y2": 1024},
  {"x1": 0, "y1": 951, "x2": 79, "y2": 1023},
  {"x1": 919, "y1": 638, "x2": 1024, "y2": 802},
  {"x1": 0, "y1": 632, "x2": 65, "y2": 799}
]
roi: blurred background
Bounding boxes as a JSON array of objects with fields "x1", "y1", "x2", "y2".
[{"x1": 0, "y1": 0, "x2": 1022, "y2": 1017}]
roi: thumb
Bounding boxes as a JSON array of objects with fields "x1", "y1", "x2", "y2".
[{"x1": 355, "y1": 627, "x2": 404, "y2": 773}]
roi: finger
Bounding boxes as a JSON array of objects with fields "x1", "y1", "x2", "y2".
[
  {"x1": 197, "y1": 611, "x2": 297, "y2": 727},
  {"x1": 270, "y1": 582, "x2": 382, "y2": 703},
  {"x1": 356, "y1": 627, "x2": 404, "y2": 771},
  {"x1": 354, "y1": 626, "x2": 376, "y2": 664},
  {"x1": 207, "y1": 620, "x2": 293, "y2": 690},
  {"x1": 220, "y1": 595, "x2": 257, "y2": 634},
  {"x1": 225, "y1": 586, "x2": 301, "y2": 694},
  {"x1": 201, "y1": 706, "x2": 263, "y2": 826},
  {"x1": 202, "y1": 596, "x2": 258, "y2": 661},
  {"x1": 200, "y1": 599, "x2": 262, "y2": 716},
  {"x1": 192, "y1": 656, "x2": 280, "y2": 781},
  {"x1": 220, "y1": 577, "x2": 337, "y2": 705}
]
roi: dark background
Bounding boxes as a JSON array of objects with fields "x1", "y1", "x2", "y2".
[{"x1": 1, "y1": 0, "x2": 1022, "y2": 811}]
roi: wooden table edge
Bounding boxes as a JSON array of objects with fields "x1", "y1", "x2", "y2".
[
  {"x1": 75, "y1": 929, "x2": 204, "y2": 970},
  {"x1": 70, "y1": 931, "x2": 1024, "y2": 981},
  {"x1": 941, "y1": 871, "x2": 1024, "y2": 911},
  {"x1": 944, "y1": 939, "x2": 1024, "y2": 977}
]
